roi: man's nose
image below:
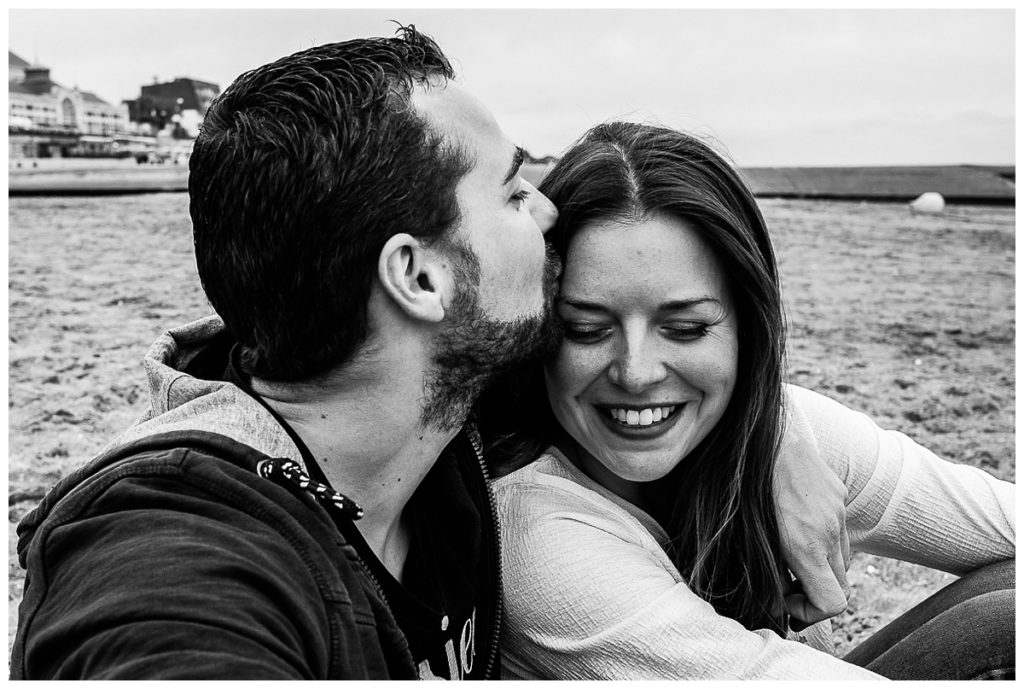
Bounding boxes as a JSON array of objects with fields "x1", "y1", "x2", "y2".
[
  {"x1": 527, "y1": 182, "x2": 558, "y2": 235},
  {"x1": 608, "y1": 338, "x2": 668, "y2": 393}
]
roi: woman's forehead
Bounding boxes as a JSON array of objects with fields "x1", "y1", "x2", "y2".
[{"x1": 561, "y1": 214, "x2": 728, "y2": 298}]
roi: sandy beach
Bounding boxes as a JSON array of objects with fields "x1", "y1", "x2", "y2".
[{"x1": 8, "y1": 192, "x2": 1014, "y2": 657}]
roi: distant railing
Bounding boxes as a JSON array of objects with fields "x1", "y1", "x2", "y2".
[
  {"x1": 9, "y1": 124, "x2": 81, "y2": 136},
  {"x1": 9, "y1": 124, "x2": 132, "y2": 137}
]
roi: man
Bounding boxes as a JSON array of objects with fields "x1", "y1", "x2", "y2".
[{"x1": 11, "y1": 26, "x2": 848, "y2": 680}]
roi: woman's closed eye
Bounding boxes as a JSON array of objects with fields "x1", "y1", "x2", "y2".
[
  {"x1": 562, "y1": 320, "x2": 712, "y2": 344},
  {"x1": 561, "y1": 321, "x2": 612, "y2": 344},
  {"x1": 661, "y1": 322, "x2": 710, "y2": 341}
]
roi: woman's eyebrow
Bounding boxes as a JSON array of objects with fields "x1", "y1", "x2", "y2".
[
  {"x1": 556, "y1": 297, "x2": 606, "y2": 311},
  {"x1": 657, "y1": 297, "x2": 721, "y2": 313},
  {"x1": 558, "y1": 297, "x2": 720, "y2": 312}
]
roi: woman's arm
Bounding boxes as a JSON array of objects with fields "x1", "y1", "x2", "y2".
[
  {"x1": 771, "y1": 419, "x2": 851, "y2": 623},
  {"x1": 496, "y1": 472, "x2": 884, "y2": 680},
  {"x1": 785, "y1": 385, "x2": 1014, "y2": 573}
]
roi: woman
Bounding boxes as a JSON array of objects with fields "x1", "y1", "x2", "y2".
[{"x1": 480, "y1": 122, "x2": 1014, "y2": 680}]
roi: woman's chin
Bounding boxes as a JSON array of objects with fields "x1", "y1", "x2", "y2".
[{"x1": 596, "y1": 452, "x2": 679, "y2": 484}]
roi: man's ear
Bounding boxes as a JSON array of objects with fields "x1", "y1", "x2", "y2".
[{"x1": 378, "y1": 233, "x2": 447, "y2": 323}]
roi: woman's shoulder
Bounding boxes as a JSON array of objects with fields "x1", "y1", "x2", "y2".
[
  {"x1": 782, "y1": 383, "x2": 888, "y2": 495},
  {"x1": 784, "y1": 382, "x2": 854, "y2": 412},
  {"x1": 493, "y1": 446, "x2": 666, "y2": 546},
  {"x1": 493, "y1": 447, "x2": 686, "y2": 640},
  {"x1": 783, "y1": 383, "x2": 879, "y2": 440},
  {"x1": 492, "y1": 445, "x2": 577, "y2": 489},
  {"x1": 493, "y1": 446, "x2": 612, "y2": 515}
]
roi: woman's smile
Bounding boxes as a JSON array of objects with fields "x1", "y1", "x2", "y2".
[
  {"x1": 593, "y1": 402, "x2": 684, "y2": 438},
  {"x1": 544, "y1": 213, "x2": 738, "y2": 487},
  {"x1": 603, "y1": 404, "x2": 679, "y2": 426}
]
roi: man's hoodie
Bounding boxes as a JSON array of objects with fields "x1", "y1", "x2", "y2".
[{"x1": 11, "y1": 316, "x2": 499, "y2": 679}]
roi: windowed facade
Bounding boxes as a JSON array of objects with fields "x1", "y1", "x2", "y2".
[{"x1": 9, "y1": 53, "x2": 129, "y2": 157}]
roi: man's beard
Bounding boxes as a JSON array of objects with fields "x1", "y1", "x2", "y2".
[{"x1": 421, "y1": 241, "x2": 561, "y2": 433}]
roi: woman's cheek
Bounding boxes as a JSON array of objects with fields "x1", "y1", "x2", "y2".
[
  {"x1": 677, "y1": 341, "x2": 739, "y2": 407},
  {"x1": 554, "y1": 344, "x2": 607, "y2": 389}
]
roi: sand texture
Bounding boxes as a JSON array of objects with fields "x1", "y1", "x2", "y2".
[{"x1": 8, "y1": 194, "x2": 1014, "y2": 661}]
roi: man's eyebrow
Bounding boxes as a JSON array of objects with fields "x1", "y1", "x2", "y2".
[{"x1": 503, "y1": 146, "x2": 525, "y2": 186}]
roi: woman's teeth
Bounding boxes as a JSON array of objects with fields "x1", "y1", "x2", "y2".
[{"x1": 607, "y1": 405, "x2": 678, "y2": 427}]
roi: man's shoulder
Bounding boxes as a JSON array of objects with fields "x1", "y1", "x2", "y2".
[
  {"x1": 15, "y1": 430, "x2": 364, "y2": 606},
  {"x1": 12, "y1": 430, "x2": 415, "y2": 679},
  {"x1": 25, "y1": 433, "x2": 307, "y2": 555},
  {"x1": 21, "y1": 430, "x2": 340, "y2": 545},
  {"x1": 21, "y1": 431, "x2": 279, "y2": 529}
]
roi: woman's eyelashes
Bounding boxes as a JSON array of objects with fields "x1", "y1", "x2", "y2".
[
  {"x1": 559, "y1": 319, "x2": 712, "y2": 344},
  {"x1": 561, "y1": 322, "x2": 612, "y2": 344},
  {"x1": 660, "y1": 323, "x2": 710, "y2": 341}
]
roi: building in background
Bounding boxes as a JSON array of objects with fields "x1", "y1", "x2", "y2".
[
  {"x1": 123, "y1": 77, "x2": 219, "y2": 138},
  {"x1": 9, "y1": 50, "x2": 29, "y2": 82},
  {"x1": 8, "y1": 50, "x2": 129, "y2": 158}
]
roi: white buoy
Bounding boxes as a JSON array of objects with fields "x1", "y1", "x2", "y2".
[{"x1": 909, "y1": 192, "x2": 945, "y2": 214}]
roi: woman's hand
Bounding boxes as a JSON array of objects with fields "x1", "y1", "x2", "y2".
[{"x1": 772, "y1": 424, "x2": 851, "y2": 627}]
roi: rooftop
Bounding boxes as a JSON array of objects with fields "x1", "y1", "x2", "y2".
[{"x1": 9, "y1": 50, "x2": 30, "y2": 68}]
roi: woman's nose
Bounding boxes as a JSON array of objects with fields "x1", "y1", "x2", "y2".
[{"x1": 608, "y1": 340, "x2": 667, "y2": 393}]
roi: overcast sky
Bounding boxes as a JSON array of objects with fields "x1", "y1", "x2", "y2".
[{"x1": 8, "y1": 7, "x2": 1015, "y2": 166}]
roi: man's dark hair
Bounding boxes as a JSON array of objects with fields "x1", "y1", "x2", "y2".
[{"x1": 189, "y1": 25, "x2": 470, "y2": 381}]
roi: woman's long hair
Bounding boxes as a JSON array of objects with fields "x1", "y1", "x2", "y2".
[{"x1": 478, "y1": 121, "x2": 789, "y2": 633}]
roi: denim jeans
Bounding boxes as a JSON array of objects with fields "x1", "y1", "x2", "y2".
[{"x1": 843, "y1": 559, "x2": 1015, "y2": 680}]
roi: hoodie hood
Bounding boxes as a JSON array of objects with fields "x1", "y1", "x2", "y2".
[
  {"x1": 100, "y1": 315, "x2": 302, "y2": 463},
  {"x1": 17, "y1": 316, "x2": 307, "y2": 564},
  {"x1": 14, "y1": 316, "x2": 503, "y2": 680}
]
